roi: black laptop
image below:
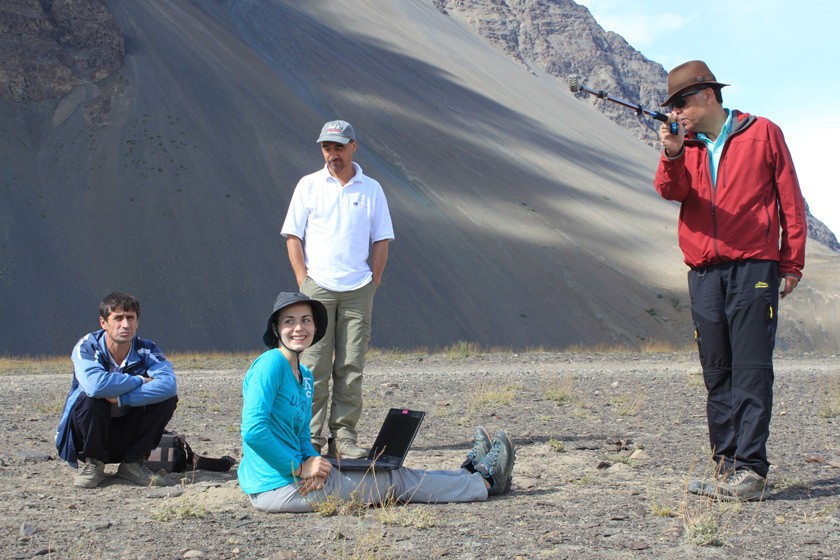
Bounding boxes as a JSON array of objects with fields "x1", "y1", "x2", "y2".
[{"x1": 328, "y1": 408, "x2": 425, "y2": 471}]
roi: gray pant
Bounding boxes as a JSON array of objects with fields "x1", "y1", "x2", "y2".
[{"x1": 249, "y1": 467, "x2": 488, "y2": 513}]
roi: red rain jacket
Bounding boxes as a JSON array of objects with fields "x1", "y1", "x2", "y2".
[{"x1": 654, "y1": 110, "x2": 806, "y2": 277}]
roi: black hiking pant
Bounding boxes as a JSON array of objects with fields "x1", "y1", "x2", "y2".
[
  {"x1": 70, "y1": 393, "x2": 178, "y2": 464},
  {"x1": 688, "y1": 259, "x2": 779, "y2": 478}
]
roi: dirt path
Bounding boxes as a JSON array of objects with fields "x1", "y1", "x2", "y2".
[{"x1": 2, "y1": 351, "x2": 839, "y2": 559}]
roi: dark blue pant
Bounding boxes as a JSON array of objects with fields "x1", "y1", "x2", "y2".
[
  {"x1": 688, "y1": 260, "x2": 778, "y2": 478},
  {"x1": 70, "y1": 393, "x2": 178, "y2": 464}
]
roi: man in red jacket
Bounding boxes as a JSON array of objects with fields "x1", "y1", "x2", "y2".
[{"x1": 654, "y1": 60, "x2": 807, "y2": 501}]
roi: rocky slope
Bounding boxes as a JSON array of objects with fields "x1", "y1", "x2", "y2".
[
  {"x1": 433, "y1": 0, "x2": 669, "y2": 147},
  {"x1": 0, "y1": 0, "x2": 123, "y2": 102}
]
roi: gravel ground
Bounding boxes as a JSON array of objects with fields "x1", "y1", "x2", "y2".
[{"x1": 2, "y1": 351, "x2": 839, "y2": 559}]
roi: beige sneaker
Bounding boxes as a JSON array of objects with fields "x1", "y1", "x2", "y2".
[
  {"x1": 721, "y1": 468, "x2": 768, "y2": 501},
  {"x1": 116, "y1": 460, "x2": 160, "y2": 486},
  {"x1": 74, "y1": 458, "x2": 106, "y2": 488},
  {"x1": 328, "y1": 438, "x2": 368, "y2": 459},
  {"x1": 689, "y1": 468, "x2": 767, "y2": 502}
]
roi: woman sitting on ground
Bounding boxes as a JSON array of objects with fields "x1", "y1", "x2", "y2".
[{"x1": 237, "y1": 291, "x2": 515, "y2": 513}]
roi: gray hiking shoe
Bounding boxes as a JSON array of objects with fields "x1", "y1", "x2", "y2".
[
  {"x1": 473, "y1": 430, "x2": 515, "y2": 496},
  {"x1": 116, "y1": 460, "x2": 160, "y2": 486},
  {"x1": 74, "y1": 458, "x2": 106, "y2": 488},
  {"x1": 689, "y1": 468, "x2": 767, "y2": 502},
  {"x1": 328, "y1": 438, "x2": 368, "y2": 459},
  {"x1": 461, "y1": 426, "x2": 492, "y2": 472}
]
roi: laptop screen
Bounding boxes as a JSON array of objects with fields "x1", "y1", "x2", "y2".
[{"x1": 369, "y1": 409, "x2": 425, "y2": 462}]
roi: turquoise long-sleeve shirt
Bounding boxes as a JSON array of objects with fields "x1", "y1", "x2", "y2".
[{"x1": 238, "y1": 348, "x2": 319, "y2": 494}]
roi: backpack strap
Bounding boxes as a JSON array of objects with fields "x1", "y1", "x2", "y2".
[{"x1": 183, "y1": 438, "x2": 236, "y2": 472}]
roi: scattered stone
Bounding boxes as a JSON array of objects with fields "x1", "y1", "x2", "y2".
[
  {"x1": 18, "y1": 450, "x2": 52, "y2": 463},
  {"x1": 540, "y1": 530, "x2": 563, "y2": 544},
  {"x1": 265, "y1": 551, "x2": 296, "y2": 560},
  {"x1": 182, "y1": 550, "x2": 205, "y2": 559},
  {"x1": 19, "y1": 522, "x2": 36, "y2": 537},
  {"x1": 149, "y1": 487, "x2": 185, "y2": 498},
  {"x1": 608, "y1": 462, "x2": 632, "y2": 474}
]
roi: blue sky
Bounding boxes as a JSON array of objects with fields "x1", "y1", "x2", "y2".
[{"x1": 578, "y1": 0, "x2": 839, "y2": 238}]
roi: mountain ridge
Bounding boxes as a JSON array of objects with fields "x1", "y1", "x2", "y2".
[{"x1": 1, "y1": 0, "x2": 837, "y2": 356}]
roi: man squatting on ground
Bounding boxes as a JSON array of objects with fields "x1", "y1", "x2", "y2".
[
  {"x1": 238, "y1": 291, "x2": 515, "y2": 513},
  {"x1": 281, "y1": 120, "x2": 394, "y2": 459},
  {"x1": 56, "y1": 292, "x2": 178, "y2": 488},
  {"x1": 654, "y1": 61, "x2": 807, "y2": 501}
]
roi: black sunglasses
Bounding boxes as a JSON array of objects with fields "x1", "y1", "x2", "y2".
[{"x1": 670, "y1": 88, "x2": 706, "y2": 109}]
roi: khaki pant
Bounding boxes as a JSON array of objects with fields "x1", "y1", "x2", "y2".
[{"x1": 301, "y1": 277, "x2": 376, "y2": 447}]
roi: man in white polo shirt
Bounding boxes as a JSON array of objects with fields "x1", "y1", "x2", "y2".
[{"x1": 281, "y1": 120, "x2": 394, "y2": 459}]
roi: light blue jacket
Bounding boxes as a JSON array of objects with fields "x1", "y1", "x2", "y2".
[
  {"x1": 238, "y1": 349, "x2": 319, "y2": 494},
  {"x1": 55, "y1": 329, "x2": 178, "y2": 467}
]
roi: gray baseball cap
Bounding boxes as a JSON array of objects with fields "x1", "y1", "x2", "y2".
[
  {"x1": 316, "y1": 120, "x2": 355, "y2": 144},
  {"x1": 263, "y1": 292, "x2": 328, "y2": 348}
]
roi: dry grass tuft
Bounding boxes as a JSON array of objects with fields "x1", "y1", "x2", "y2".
[
  {"x1": 311, "y1": 492, "x2": 367, "y2": 518},
  {"x1": 547, "y1": 438, "x2": 565, "y2": 453},
  {"x1": 772, "y1": 475, "x2": 812, "y2": 495},
  {"x1": 34, "y1": 396, "x2": 67, "y2": 416},
  {"x1": 564, "y1": 340, "x2": 694, "y2": 354},
  {"x1": 0, "y1": 355, "x2": 69, "y2": 376},
  {"x1": 367, "y1": 347, "x2": 429, "y2": 361},
  {"x1": 649, "y1": 494, "x2": 677, "y2": 518},
  {"x1": 376, "y1": 502, "x2": 438, "y2": 529},
  {"x1": 817, "y1": 374, "x2": 840, "y2": 418},
  {"x1": 679, "y1": 456, "x2": 767, "y2": 547},
  {"x1": 545, "y1": 374, "x2": 576, "y2": 404},
  {"x1": 311, "y1": 488, "x2": 437, "y2": 559},
  {"x1": 168, "y1": 351, "x2": 257, "y2": 370},
  {"x1": 612, "y1": 393, "x2": 646, "y2": 416},
  {"x1": 150, "y1": 495, "x2": 206, "y2": 521},
  {"x1": 466, "y1": 383, "x2": 519, "y2": 414}
]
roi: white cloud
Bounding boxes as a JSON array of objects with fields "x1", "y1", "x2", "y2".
[
  {"x1": 783, "y1": 116, "x2": 840, "y2": 235},
  {"x1": 575, "y1": 0, "x2": 840, "y2": 237}
]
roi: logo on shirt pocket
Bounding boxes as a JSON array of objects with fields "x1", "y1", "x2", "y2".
[{"x1": 344, "y1": 193, "x2": 369, "y2": 208}]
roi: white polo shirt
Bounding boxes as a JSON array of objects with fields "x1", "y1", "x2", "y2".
[{"x1": 281, "y1": 162, "x2": 395, "y2": 292}]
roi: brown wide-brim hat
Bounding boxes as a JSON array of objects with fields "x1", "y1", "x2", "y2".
[{"x1": 662, "y1": 60, "x2": 729, "y2": 106}]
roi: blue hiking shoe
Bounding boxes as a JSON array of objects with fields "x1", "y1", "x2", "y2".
[
  {"x1": 473, "y1": 430, "x2": 515, "y2": 496},
  {"x1": 461, "y1": 426, "x2": 492, "y2": 472}
]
